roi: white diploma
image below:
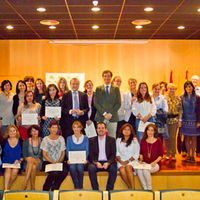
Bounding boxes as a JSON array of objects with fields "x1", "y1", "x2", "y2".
[
  {"x1": 45, "y1": 106, "x2": 61, "y2": 118},
  {"x1": 84, "y1": 122, "x2": 97, "y2": 138},
  {"x1": 2, "y1": 163, "x2": 20, "y2": 169},
  {"x1": 22, "y1": 113, "x2": 38, "y2": 125},
  {"x1": 69, "y1": 151, "x2": 86, "y2": 164},
  {"x1": 133, "y1": 162, "x2": 152, "y2": 170},
  {"x1": 138, "y1": 121, "x2": 154, "y2": 132},
  {"x1": 45, "y1": 163, "x2": 63, "y2": 172}
]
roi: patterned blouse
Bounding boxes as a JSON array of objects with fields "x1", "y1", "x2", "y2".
[{"x1": 166, "y1": 95, "x2": 183, "y2": 124}]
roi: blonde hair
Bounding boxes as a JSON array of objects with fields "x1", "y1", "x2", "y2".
[
  {"x1": 4, "y1": 124, "x2": 20, "y2": 139},
  {"x1": 57, "y1": 77, "x2": 69, "y2": 92},
  {"x1": 167, "y1": 83, "x2": 177, "y2": 90},
  {"x1": 72, "y1": 121, "x2": 83, "y2": 129}
]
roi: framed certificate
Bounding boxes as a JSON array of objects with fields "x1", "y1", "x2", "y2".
[
  {"x1": 45, "y1": 163, "x2": 63, "y2": 172},
  {"x1": 22, "y1": 113, "x2": 38, "y2": 125},
  {"x1": 45, "y1": 106, "x2": 61, "y2": 118},
  {"x1": 133, "y1": 162, "x2": 152, "y2": 170},
  {"x1": 2, "y1": 163, "x2": 21, "y2": 169},
  {"x1": 68, "y1": 151, "x2": 86, "y2": 164}
]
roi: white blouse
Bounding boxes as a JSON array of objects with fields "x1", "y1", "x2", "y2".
[{"x1": 132, "y1": 97, "x2": 156, "y2": 118}]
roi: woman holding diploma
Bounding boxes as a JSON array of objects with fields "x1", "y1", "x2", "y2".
[
  {"x1": 16, "y1": 91, "x2": 41, "y2": 140},
  {"x1": 21, "y1": 125, "x2": 42, "y2": 190},
  {"x1": 40, "y1": 84, "x2": 61, "y2": 137},
  {"x1": 40, "y1": 120, "x2": 68, "y2": 191},
  {"x1": 116, "y1": 123, "x2": 139, "y2": 189},
  {"x1": 132, "y1": 82, "x2": 156, "y2": 143},
  {"x1": 137, "y1": 124, "x2": 163, "y2": 190},
  {"x1": 66, "y1": 121, "x2": 89, "y2": 189},
  {"x1": 2, "y1": 125, "x2": 23, "y2": 190}
]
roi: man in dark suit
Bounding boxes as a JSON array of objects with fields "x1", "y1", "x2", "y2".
[
  {"x1": 88, "y1": 122, "x2": 117, "y2": 191},
  {"x1": 94, "y1": 70, "x2": 121, "y2": 138},
  {"x1": 61, "y1": 78, "x2": 89, "y2": 139}
]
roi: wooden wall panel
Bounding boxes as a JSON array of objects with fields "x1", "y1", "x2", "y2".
[{"x1": 0, "y1": 39, "x2": 200, "y2": 94}]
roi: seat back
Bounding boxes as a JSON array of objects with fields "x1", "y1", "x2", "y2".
[
  {"x1": 59, "y1": 190, "x2": 103, "y2": 200},
  {"x1": 109, "y1": 190, "x2": 154, "y2": 200}
]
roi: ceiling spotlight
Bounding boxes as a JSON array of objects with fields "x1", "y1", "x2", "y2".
[
  {"x1": 135, "y1": 25, "x2": 143, "y2": 29},
  {"x1": 37, "y1": 7, "x2": 46, "y2": 12},
  {"x1": 49, "y1": 25, "x2": 56, "y2": 29},
  {"x1": 92, "y1": 1, "x2": 98, "y2": 6},
  {"x1": 92, "y1": 25, "x2": 99, "y2": 30},
  {"x1": 6, "y1": 25, "x2": 14, "y2": 30},
  {"x1": 91, "y1": 7, "x2": 100, "y2": 12},
  {"x1": 197, "y1": 8, "x2": 200, "y2": 12},
  {"x1": 177, "y1": 25, "x2": 185, "y2": 30},
  {"x1": 144, "y1": 7, "x2": 154, "y2": 12}
]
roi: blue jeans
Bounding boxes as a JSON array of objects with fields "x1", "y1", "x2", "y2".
[
  {"x1": 136, "y1": 117, "x2": 155, "y2": 143},
  {"x1": 69, "y1": 164, "x2": 84, "y2": 189},
  {"x1": 88, "y1": 161, "x2": 117, "y2": 191}
]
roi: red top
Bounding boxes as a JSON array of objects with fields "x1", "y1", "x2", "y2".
[{"x1": 140, "y1": 137, "x2": 163, "y2": 167}]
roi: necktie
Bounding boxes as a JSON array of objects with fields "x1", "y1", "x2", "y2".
[
  {"x1": 73, "y1": 91, "x2": 79, "y2": 118},
  {"x1": 106, "y1": 86, "x2": 109, "y2": 97}
]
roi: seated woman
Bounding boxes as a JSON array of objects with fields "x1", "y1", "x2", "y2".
[
  {"x1": 137, "y1": 124, "x2": 163, "y2": 190},
  {"x1": 2, "y1": 125, "x2": 23, "y2": 190},
  {"x1": 116, "y1": 123, "x2": 139, "y2": 189},
  {"x1": 21, "y1": 125, "x2": 42, "y2": 190},
  {"x1": 66, "y1": 121, "x2": 89, "y2": 189},
  {"x1": 40, "y1": 120, "x2": 68, "y2": 191}
]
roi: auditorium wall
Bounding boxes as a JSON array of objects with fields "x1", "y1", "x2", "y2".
[{"x1": 0, "y1": 39, "x2": 200, "y2": 95}]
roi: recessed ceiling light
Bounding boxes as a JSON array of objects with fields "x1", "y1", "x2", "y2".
[
  {"x1": 144, "y1": 7, "x2": 154, "y2": 12},
  {"x1": 40, "y1": 20, "x2": 60, "y2": 26},
  {"x1": 93, "y1": 1, "x2": 98, "y2": 6},
  {"x1": 197, "y1": 8, "x2": 200, "y2": 12},
  {"x1": 6, "y1": 25, "x2": 14, "y2": 30},
  {"x1": 92, "y1": 25, "x2": 99, "y2": 30},
  {"x1": 37, "y1": 7, "x2": 46, "y2": 12},
  {"x1": 49, "y1": 25, "x2": 56, "y2": 29},
  {"x1": 91, "y1": 7, "x2": 101, "y2": 12},
  {"x1": 132, "y1": 19, "x2": 152, "y2": 25},
  {"x1": 177, "y1": 25, "x2": 185, "y2": 30},
  {"x1": 135, "y1": 25, "x2": 143, "y2": 29}
]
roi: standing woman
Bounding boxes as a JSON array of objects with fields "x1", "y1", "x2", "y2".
[
  {"x1": 41, "y1": 120, "x2": 68, "y2": 191},
  {"x1": 57, "y1": 77, "x2": 69, "y2": 100},
  {"x1": 13, "y1": 80, "x2": 27, "y2": 118},
  {"x1": 22, "y1": 125, "x2": 42, "y2": 190},
  {"x1": 112, "y1": 76, "x2": 125, "y2": 138},
  {"x1": 160, "y1": 81, "x2": 168, "y2": 96},
  {"x1": 165, "y1": 84, "x2": 182, "y2": 161},
  {"x1": 179, "y1": 81, "x2": 200, "y2": 162},
  {"x1": 40, "y1": 84, "x2": 61, "y2": 137},
  {"x1": 124, "y1": 78, "x2": 137, "y2": 131},
  {"x1": 15, "y1": 91, "x2": 41, "y2": 140},
  {"x1": 0, "y1": 80, "x2": 14, "y2": 134},
  {"x1": 84, "y1": 80, "x2": 96, "y2": 126},
  {"x1": 132, "y1": 82, "x2": 156, "y2": 143},
  {"x1": 137, "y1": 124, "x2": 163, "y2": 190},
  {"x1": 66, "y1": 121, "x2": 89, "y2": 189},
  {"x1": 2, "y1": 125, "x2": 23, "y2": 190},
  {"x1": 24, "y1": 76, "x2": 34, "y2": 92},
  {"x1": 116, "y1": 123, "x2": 139, "y2": 189},
  {"x1": 34, "y1": 78, "x2": 46, "y2": 105}
]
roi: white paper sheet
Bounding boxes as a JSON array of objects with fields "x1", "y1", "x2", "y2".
[
  {"x1": 138, "y1": 121, "x2": 154, "y2": 132},
  {"x1": 2, "y1": 163, "x2": 20, "y2": 169},
  {"x1": 45, "y1": 163, "x2": 63, "y2": 172},
  {"x1": 69, "y1": 151, "x2": 86, "y2": 164},
  {"x1": 133, "y1": 162, "x2": 152, "y2": 170},
  {"x1": 45, "y1": 106, "x2": 61, "y2": 118},
  {"x1": 22, "y1": 113, "x2": 38, "y2": 125},
  {"x1": 84, "y1": 122, "x2": 97, "y2": 138}
]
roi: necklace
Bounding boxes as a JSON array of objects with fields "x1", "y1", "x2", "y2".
[
  {"x1": 147, "y1": 142, "x2": 153, "y2": 159},
  {"x1": 31, "y1": 138, "x2": 40, "y2": 156}
]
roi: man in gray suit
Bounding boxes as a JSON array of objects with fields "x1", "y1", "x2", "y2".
[{"x1": 94, "y1": 70, "x2": 121, "y2": 138}]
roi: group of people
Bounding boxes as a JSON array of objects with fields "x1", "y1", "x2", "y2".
[{"x1": 0, "y1": 70, "x2": 200, "y2": 191}]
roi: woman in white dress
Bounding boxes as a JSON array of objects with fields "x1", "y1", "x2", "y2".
[{"x1": 116, "y1": 123, "x2": 140, "y2": 189}]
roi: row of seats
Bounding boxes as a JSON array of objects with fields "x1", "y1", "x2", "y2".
[{"x1": 1, "y1": 189, "x2": 200, "y2": 200}]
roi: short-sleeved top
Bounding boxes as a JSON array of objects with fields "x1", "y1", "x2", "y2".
[
  {"x1": 0, "y1": 93, "x2": 14, "y2": 125},
  {"x1": 116, "y1": 138, "x2": 140, "y2": 161},
  {"x1": 40, "y1": 136, "x2": 66, "y2": 162},
  {"x1": 2, "y1": 139, "x2": 21, "y2": 164},
  {"x1": 140, "y1": 137, "x2": 163, "y2": 167}
]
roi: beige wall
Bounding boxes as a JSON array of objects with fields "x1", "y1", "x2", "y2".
[{"x1": 0, "y1": 39, "x2": 200, "y2": 94}]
